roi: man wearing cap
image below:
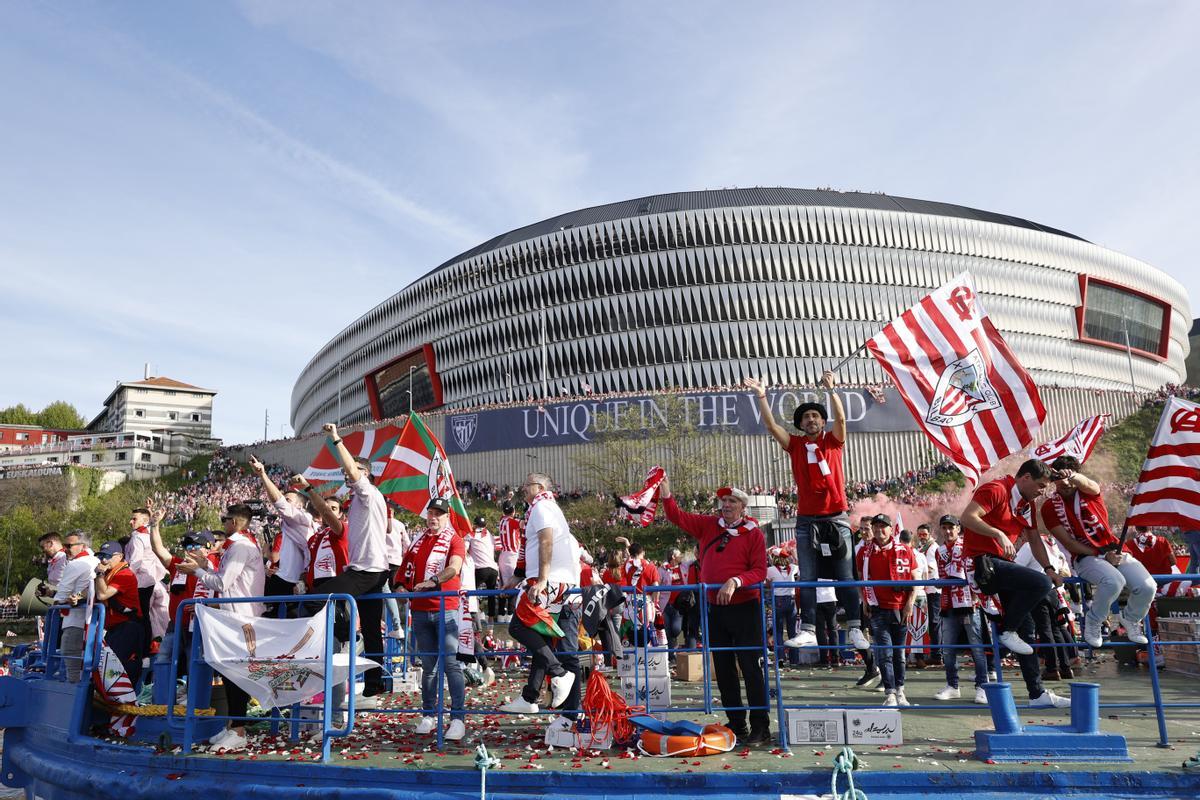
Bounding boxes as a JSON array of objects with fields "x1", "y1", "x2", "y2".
[
  {"x1": 1040, "y1": 455, "x2": 1154, "y2": 649},
  {"x1": 858, "y1": 515, "x2": 916, "y2": 706},
  {"x1": 661, "y1": 476, "x2": 771, "y2": 745},
  {"x1": 745, "y1": 375, "x2": 869, "y2": 654},
  {"x1": 53, "y1": 530, "x2": 98, "y2": 682},
  {"x1": 960, "y1": 458, "x2": 1069, "y2": 709},
  {"x1": 93, "y1": 541, "x2": 145, "y2": 684},
  {"x1": 149, "y1": 522, "x2": 219, "y2": 678},
  {"x1": 397, "y1": 496, "x2": 468, "y2": 741},
  {"x1": 500, "y1": 473, "x2": 583, "y2": 732},
  {"x1": 467, "y1": 516, "x2": 500, "y2": 621},
  {"x1": 249, "y1": 455, "x2": 315, "y2": 618},
  {"x1": 177, "y1": 502, "x2": 267, "y2": 750},
  {"x1": 932, "y1": 515, "x2": 989, "y2": 704}
]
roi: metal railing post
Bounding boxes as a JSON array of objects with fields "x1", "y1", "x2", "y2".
[
  {"x1": 765, "y1": 588, "x2": 788, "y2": 750},
  {"x1": 436, "y1": 592, "x2": 446, "y2": 749},
  {"x1": 1143, "y1": 609, "x2": 1170, "y2": 748},
  {"x1": 699, "y1": 583, "x2": 713, "y2": 715}
]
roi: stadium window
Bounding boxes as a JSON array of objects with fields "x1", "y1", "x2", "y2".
[{"x1": 1077, "y1": 275, "x2": 1169, "y2": 359}]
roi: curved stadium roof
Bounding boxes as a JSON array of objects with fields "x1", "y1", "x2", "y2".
[{"x1": 432, "y1": 187, "x2": 1086, "y2": 273}]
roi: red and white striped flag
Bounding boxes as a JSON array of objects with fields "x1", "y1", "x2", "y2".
[
  {"x1": 1031, "y1": 414, "x2": 1111, "y2": 465},
  {"x1": 1125, "y1": 397, "x2": 1200, "y2": 529},
  {"x1": 865, "y1": 272, "x2": 1046, "y2": 485}
]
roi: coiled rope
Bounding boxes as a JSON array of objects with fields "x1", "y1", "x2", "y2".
[
  {"x1": 831, "y1": 746, "x2": 868, "y2": 800},
  {"x1": 474, "y1": 742, "x2": 501, "y2": 800}
]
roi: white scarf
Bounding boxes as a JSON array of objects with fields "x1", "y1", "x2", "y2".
[
  {"x1": 805, "y1": 441, "x2": 832, "y2": 492},
  {"x1": 1009, "y1": 482, "x2": 1032, "y2": 526}
]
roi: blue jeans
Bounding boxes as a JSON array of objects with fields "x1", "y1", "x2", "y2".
[
  {"x1": 772, "y1": 595, "x2": 800, "y2": 665},
  {"x1": 795, "y1": 514, "x2": 861, "y2": 630},
  {"x1": 663, "y1": 604, "x2": 683, "y2": 654},
  {"x1": 411, "y1": 608, "x2": 465, "y2": 721},
  {"x1": 867, "y1": 608, "x2": 906, "y2": 693},
  {"x1": 940, "y1": 607, "x2": 988, "y2": 689}
]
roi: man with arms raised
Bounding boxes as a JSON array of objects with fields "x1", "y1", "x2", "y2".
[
  {"x1": 1040, "y1": 455, "x2": 1154, "y2": 648},
  {"x1": 500, "y1": 473, "x2": 582, "y2": 730},
  {"x1": 746, "y1": 375, "x2": 869, "y2": 655},
  {"x1": 249, "y1": 455, "x2": 316, "y2": 617},
  {"x1": 662, "y1": 476, "x2": 771, "y2": 744},
  {"x1": 960, "y1": 459, "x2": 1069, "y2": 708}
]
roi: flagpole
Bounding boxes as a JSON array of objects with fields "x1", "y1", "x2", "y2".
[
  {"x1": 828, "y1": 340, "x2": 871, "y2": 379},
  {"x1": 407, "y1": 365, "x2": 415, "y2": 415},
  {"x1": 1120, "y1": 314, "x2": 1139, "y2": 413}
]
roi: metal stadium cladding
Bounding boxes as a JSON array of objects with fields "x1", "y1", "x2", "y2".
[{"x1": 289, "y1": 188, "x2": 1191, "y2": 486}]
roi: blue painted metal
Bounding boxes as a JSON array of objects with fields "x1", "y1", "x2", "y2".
[{"x1": 974, "y1": 682, "x2": 1130, "y2": 762}]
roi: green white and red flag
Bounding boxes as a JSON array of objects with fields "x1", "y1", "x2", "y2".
[
  {"x1": 378, "y1": 413, "x2": 472, "y2": 536},
  {"x1": 302, "y1": 424, "x2": 404, "y2": 496}
]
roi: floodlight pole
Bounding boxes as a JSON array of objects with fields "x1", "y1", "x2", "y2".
[{"x1": 408, "y1": 365, "x2": 416, "y2": 415}]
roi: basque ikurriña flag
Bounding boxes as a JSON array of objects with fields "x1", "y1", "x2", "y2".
[
  {"x1": 377, "y1": 413, "x2": 472, "y2": 536},
  {"x1": 865, "y1": 272, "x2": 1046, "y2": 486},
  {"x1": 1125, "y1": 397, "x2": 1200, "y2": 530},
  {"x1": 302, "y1": 424, "x2": 404, "y2": 496},
  {"x1": 1031, "y1": 414, "x2": 1111, "y2": 465}
]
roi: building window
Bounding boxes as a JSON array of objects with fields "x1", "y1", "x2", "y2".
[
  {"x1": 92, "y1": 453, "x2": 103, "y2": 462},
  {"x1": 70, "y1": 455, "x2": 81, "y2": 464},
  {"x1": 134, "y1": 409, "x2": 145, "y2": 418},
  {"x1": 140, "y1": 453, "x2": 152, "y2": 462},
  {"x1": 1077, "y1": 275, "x2": 1169, "y2": 359},
  {"x1": 168, "y1": 411, "x2": 178, "y2": 421},
  {"x1": 116, "y1": 451, "x2": 127, "y2": 461},
  {"x1": 48, "y1": 457, "x2": 58, "y2": 462},
  {"x1": 15, "y1": 433, "x2": 28, "y2": 441},
  {"x1": 191, "y1": 413, "x2": 201, "y2": 422}
]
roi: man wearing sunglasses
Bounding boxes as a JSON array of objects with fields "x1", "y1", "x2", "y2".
[
  {"x1": 661, "y1": 476, "x2": 771, "y2": 745},
  {"x1": 52, "y1": 530, "x2": 98, "y2": 681}
]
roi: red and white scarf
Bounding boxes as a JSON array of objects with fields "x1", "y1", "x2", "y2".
[
  {"x1": 1009, "y1": 482, "x2": 1032, "y2": 528},
  {"x1": 861, "y1": 538, "x2": 890, "y2": 607},
  {"x1": 523, "y1": 490, "x2": 556, "y2": 526},
  {"x1": 615, "y1": 466, "x2": 665, "y2": 527},
  {"x1": 223, "y1": 530, "x2": 258, "y2": 552},
  {"x1": 404, "y1": 526, "x2": 456, "y2": 587},
  {"x1": 805, "y1": 440, "x2": 831, "y2": 493},
  {"x1": 1048, "y1": 491, "x2": 1112, "y2": 554}
]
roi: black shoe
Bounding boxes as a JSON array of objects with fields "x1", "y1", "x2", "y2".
[
  {"x1": 856, "y1": 667, "x2": 881, "y2": 689},
  {"x1": 727, "y1": 722, "x2": 750, "y2": 740},
  {"x1": 745, "y1": 727, "x2": 773, "y2": 746}
]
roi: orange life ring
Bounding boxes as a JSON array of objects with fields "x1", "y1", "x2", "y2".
[{"x1": 637, "y1": 723, "x2": 736, "y2": 757}]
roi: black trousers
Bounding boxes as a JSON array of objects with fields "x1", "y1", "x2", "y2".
[
  {"x1": 926, "y1": 592, "x2": 942, "y2": 663},
  {"x1": 222, "y1": 672, "x2": 250, "y2": 725},
  {"x1": 312, "y1": 568, "x2": 389, "y2": 694},
  {"x1": 475, "y1": 567, "x2": 499, "y2": 618},
  {"x1": 509, "y1": 601, "x2": 582, "y2": 715},
  {"x1": 1030, "y1": 596, "x2": 1071, "y2": 672},
  {"x1": 137, "y1": 586, "x2": 154, "y2": 649},
  {"x1": 107, "y1": 619, "x2": 145, "y2": 686},
  {"x1": 264, "y1": 574, "x2": 298, "y2": 618},
  {"x1": 708, "y1": 601, "x2": 769, "y2": 730}
]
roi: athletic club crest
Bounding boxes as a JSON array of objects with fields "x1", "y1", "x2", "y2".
[
  {"x1": 450, "y1": 414, "x2": 478, "y2": 451},
  {"x1": 926, "y1": 349, "x2": 1001, "y2": 428}
]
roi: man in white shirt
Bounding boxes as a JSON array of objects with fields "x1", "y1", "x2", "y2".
[
  {"x1": 468, "y1": 516, "x2": 500, "y2": 621},
  {"x1": 40, "y1": 532, "x2": 67, "y2": 586},
  {"x1": 915, "y1": 524, "x2": 942, "y2": 666},
  {"x1": 500, "y1": 473, "x2": 582, "y2": 727},
  {"x1": 52, "y1": 530, "x2": 99, "y2": 682},
  {"x1": 249, "y1": 455, "x2": 315, "y2": 617},
  {"x1": 124, "y1": 506, "x2": 168, "y2": 650},
  {"x1": 299, "y1": 423, "x2": 390, "y2": 706},
  {"x1": 178, "y1": 503, "x2": 266, "y2": 750}
]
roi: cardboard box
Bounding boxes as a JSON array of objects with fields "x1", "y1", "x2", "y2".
[
  {"x1": 545, "y1": 718, "x2": 614, "y2": 750},
  {"x1": 620, "y1": 675, "x2": 671, "y2": 713},
  {"x1": 786, "y1": 710, "x2": 846, "y2": 745},
  {"x1": 675, "y1": 653, "x2": 704, "y2": 682},
  {"x1": 844, "y1": 708, "x2": 903, "y2": 746},
  {"x1": 617, "y1": 646, "x2": 669, "y2": 678}
]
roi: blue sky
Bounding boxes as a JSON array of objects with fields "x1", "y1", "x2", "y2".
[{"x1": 2, "y1": 2, "x2": 1198, "y2": 444}]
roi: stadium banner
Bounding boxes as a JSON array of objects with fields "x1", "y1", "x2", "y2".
[{"x1": 442, "y1": 387, "x2": 918, "y2": 455}]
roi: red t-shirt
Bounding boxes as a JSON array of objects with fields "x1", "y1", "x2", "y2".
[
  {"x1": 1125, "y1": 534, "x2": 1177, "y2": 575},
  {"x1": 399, "y1": 529, "x2": 466, "y2": 612},
  {"x1": 787, "y1": 432, "x2": 847, "y2": 516},
  {"x1": 621, "y1": 558, "x2": 660, "y2": 591},
  {"x1": 104, "y1": 565, "x2": 142, "y2": 628},
  {"x1": 602, "y1": 566, "x2": 622, "y2": 585},
  {"x1": 859, "y1": 540, "x2": 915, "y2": 610},
  {"x1": 963, "y1": 476, "x2": 1032, "y2": 559},
  {"x1": 579, "y1": 560, "x2": 594, "y2": 586},
  {"x1": 1038, "y1": 491, "x2": 1117, "y2": 555},
  {"x1": 167, "y1": 553, "x2": 221, "y2": 627}
]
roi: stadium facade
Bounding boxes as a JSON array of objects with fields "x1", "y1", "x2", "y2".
[{"x1": 284, "y1": 188, "x2": 1191, "y2": 488}]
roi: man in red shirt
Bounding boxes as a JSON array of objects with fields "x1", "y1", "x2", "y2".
[
  {"x1": 1125, "y1": 527, "x2": 1187, "y2": 596},
  {"x1": 747, "y1": 374, "x2": 868, "y2": 653},
  {"x1": 495, "y1": 501, "x2": 522, "y2": 622},
  {"x1": 397, "y1": 496, "x2": 467, "y2": 742},
  {"x1": 858, "y1": 515, "x2": 916, "y2": 707},
  {"x1": 149, "y1": 524, "x2": 220, "y2": 678},
  {"x1": 93, "y1": 541, "x2": 145, "y2": 685},
  {"x1": 621, "y1": 542, "x2": 661, "y2": 646},
  {"x1": 961, "y1": 458, "x2": 1069, "y2": 708},
  {"x1": 1040, "y1": 456, "x2": 1154, "y2": 648},
  {"x1": 662, "y1": 476, "x2": 771, "y2": 745}
]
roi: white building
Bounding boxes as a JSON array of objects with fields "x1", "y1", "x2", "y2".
[{"x1": 89, "y1": 376, "x2": 216, "y2": 438}]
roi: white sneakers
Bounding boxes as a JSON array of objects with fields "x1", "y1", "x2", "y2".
[
  {"x1": 974, "y1": 687, "x2": 989, "y2": 705},
  {"x1": 896, "y1": 688, "x2": 911, "y2": 707},
  {"x1": 483, "y1": 667, "x2": 497, "y2": 687},
  {"x1": 1120, "y1": 614, "x2": 1149, "y2": 645},
  {"x1": 500, "y1": 697, "x2": 539, "y2": 714},
  {"x1": 783, "y1": 630, "x2": 818, "y2": 648},
  {"x1": 550, "y1": 672, "x2": 575, "y2": 707},
  {"x1": 933, "y1": 685, "x2": 961, "y2": 701},
  {"x1": 847, "y1": 627, "x2": 870, "y2": 650},
  {"x1": 414, "y1": 716, "x2": 437, "y2": 735},
  {"x1": 208, "y1": 728, "x2": 247, "y2": 752},
  {"x1": 998, "y1": 630, "x2": 1034, "y2": 655},
  {"x1": 883, "y1": 691, "x2": 898, "y2": 707},
  {"x1": 1082, "y1": 617, "x2": 1103, "y2": 649},
  {"x1": 444, "y1": 719, "x2": 466, "y2": 742},
  {"x1": 987, "y1": 671, "x2": 998, "y2": 683},
  {"x1": 1030, "y1": 690, "x2": 1071, "y2": 709}
]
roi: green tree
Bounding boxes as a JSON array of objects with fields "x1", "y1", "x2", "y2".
[
  {"x1": 37, "y1": 401, "x2": 88, "y2": 430},
  {"x1": 0, "y1": 404, "x2": 37, "y2": 425}
]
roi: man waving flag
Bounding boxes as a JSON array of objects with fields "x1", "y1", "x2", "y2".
[
  {"x1": 866, "y1": 272, "x2": 1046, "y2": 485},
  {"x1": 378, "y1": 413, "x2": 471, "y2": 536},
  {"x1": 302, "y1": 424, "x2": 404, "y2": 495}
]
